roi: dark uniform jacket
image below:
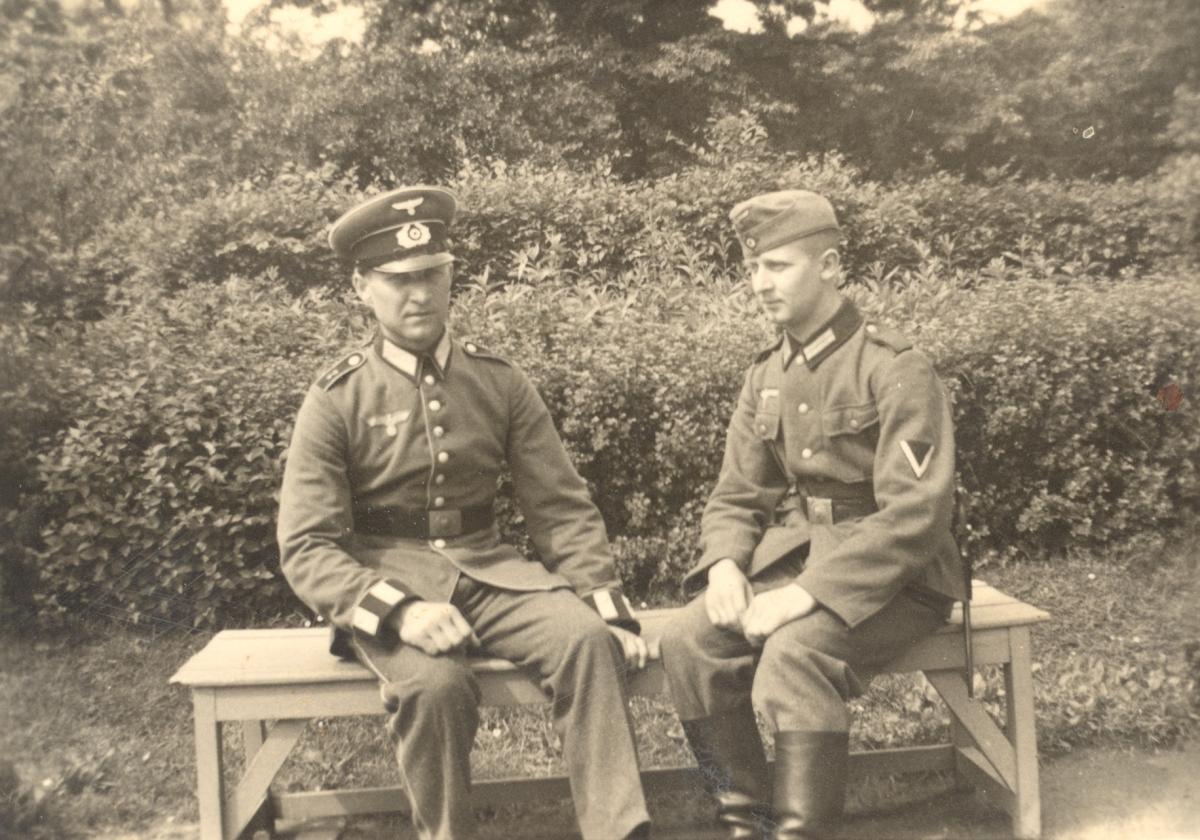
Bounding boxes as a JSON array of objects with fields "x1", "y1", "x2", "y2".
[
  {"x1": 278, "y1": 330, "x2": 636, "y2": 656},
  {"x1": 684, "y1": 300, "x2": 966, "y2": 628}
]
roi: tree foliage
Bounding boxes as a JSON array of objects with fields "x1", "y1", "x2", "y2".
[{"x1": 1, "y1": 0, "x2": 1197, "y2": 303}]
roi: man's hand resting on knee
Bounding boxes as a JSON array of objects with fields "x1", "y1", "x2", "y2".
[
  {"x1": 742, "y1": 583, "x2": 817, "y2": 647},
  {"x1": 607, "y1": 626, "x2": 649, "y2": 670},
  {"x1": 392, "y1": 601, "x2": 481, "y2": 655},
  {"x1": 706, "y1": 558, "x2": 753, "y2": 631}
]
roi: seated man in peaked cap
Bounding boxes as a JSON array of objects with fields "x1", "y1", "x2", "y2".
[
  {"x1": 278, "y1": 186, "x2": 651, "y2": 840},
  {"x1": 660, "y1": 191, "x2": 966, "y2": 839}
]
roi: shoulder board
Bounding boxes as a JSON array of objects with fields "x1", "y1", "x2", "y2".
[
  {"x1": 864, "y1": 323, "x2": 912, "y2": 354},
  {"x1": 460, "y1": 341, "x2": 512, "y2": 366},
  {"x1": 315, "y1": 350, "x2": 368, "y2": 390},
  {"x1": 753, "y1": 336, "x2": 785, "y2": 365}
]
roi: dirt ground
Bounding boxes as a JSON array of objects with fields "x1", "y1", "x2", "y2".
[
  {"x1": 837, "y1": 738, "x2": 1200, "y2": 840},
  {"x1": 94, "y1": 738, "x2": 1199, "y2": 840}
]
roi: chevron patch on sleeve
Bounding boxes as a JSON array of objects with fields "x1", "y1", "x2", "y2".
[{"x1": 899, "y1": 440, "x2": 934, "y2": 479}]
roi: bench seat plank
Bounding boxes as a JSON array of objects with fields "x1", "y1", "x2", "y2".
[
  {"x1": 174, "y1": 581, "x2": 1048, "y2": 840},
  {"x1": 171, "y1": 582, "x2": 1047, "y2": 689}
]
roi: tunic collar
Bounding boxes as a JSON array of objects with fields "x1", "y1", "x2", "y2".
[
  {"x1": 376, "y1": 329, "x2": 453, "y2": 380},
  {"x1": 782, "y1": 299, "x2": 863, "y2": 372}
]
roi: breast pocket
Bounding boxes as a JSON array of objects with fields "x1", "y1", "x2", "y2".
[
  {"x1": 753, "y1": 411, "x2": 781, "y2": 441},
  {"x1": 823, "y1": 403, "x2": 879, "y2": 437},
  {"x1": 821, "y1": 402, "x2": 879, "y2": 479}
]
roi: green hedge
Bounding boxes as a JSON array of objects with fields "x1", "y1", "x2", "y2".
[
  {"x1": 13, "y1": 268, "x2": 1199, "y2": 628},
  {"x1": 20, "y1": 283, "x2": 367, "y2": 628},
  {"x1": 89, "y1": 154, "x2": 1193, "y2": 300}
]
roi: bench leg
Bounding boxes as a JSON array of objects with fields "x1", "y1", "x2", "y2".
[
  {"x1": 926, "y1": 668, "x2": 1017, "y2": 793},
  {"x1": 242, "y1": 721, "x2": 267, "y2": 760},
  {"x1": 224, "y1": 719, "x2": 308, "y2": 840},
  {"x1": 950, "y1": 710, "x2": 974, "y2": 792},
  {"x1": 1005, "y1": 627, "x2": 1041, "y2": 840},
  {"x1": 193, "y1": 689, "x2": 226, "y2": 840},
  {"x1": 240, "y1": 721, "x2": 273, "y2": 835}
]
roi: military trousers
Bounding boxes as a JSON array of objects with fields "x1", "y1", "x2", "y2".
[
  {"x1": 660, "y1": 562, "x2": 949, "y2": 733},
  {"x1": 353, "y1": 575, "x2": 649, "y2": 840}
]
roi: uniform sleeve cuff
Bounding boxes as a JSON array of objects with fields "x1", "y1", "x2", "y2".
[
  {"x1": 795, "y1": 573, "x2": 863, "y2": 629},
  {"x1": 683, "y1": 554, "x2": 749, "y2": 596},
  {"x1": 351, "y1": 580, "x2": 415, "y2": 640},
  {"x1": 582, "y1": 588, "x2": 641, "y2": 634}
]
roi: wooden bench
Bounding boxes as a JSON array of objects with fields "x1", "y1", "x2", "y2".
[{"x1": 171, "y1": 582, "x2": 1049, "y2": 840}]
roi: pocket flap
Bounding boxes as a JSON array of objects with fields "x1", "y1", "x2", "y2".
[
  {"x1": 753, "y1": 411, "x2": 781, "y2": 441},
  {"x1": 823, "y1": 403, "x2": 879, "y2": 437}
]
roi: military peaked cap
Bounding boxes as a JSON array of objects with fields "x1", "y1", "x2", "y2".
[
  {"x1": 329, "y1": 185, "x2": 457, "y2": 274},
  {"x1": 729, "y1": 189, "x2": 839, "y2": 258}
]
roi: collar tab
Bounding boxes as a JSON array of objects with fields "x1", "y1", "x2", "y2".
[
  {"x1": 782, "y1": 300, "x2": 863, "y2": 371},
  {"x1": 377, "y1": 330, "x2": 453, "y2": 380}
]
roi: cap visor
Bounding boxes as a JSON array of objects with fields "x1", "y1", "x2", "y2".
[{"x1": 371, "y1": 253, "x2": 454, "y2": 274}]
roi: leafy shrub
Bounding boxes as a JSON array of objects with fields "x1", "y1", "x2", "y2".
[
  {"x1": 0, "y1": 314, "x2": 90, "y2": 627},
  {"x1": 31, "y1": 279, "x2": 365, "y2": 628},
  {"x1": 1154, "y1": 154, "x2": 1200, "y2": 261},
  {"x1": 898, "y1": 174, "x2": 1184, "y2": 279},
  {"x1": 102, "y1": 153, "x2": 1187, "y2": 300},
  {"x1": 896, "y1": 274, "x2": 1200, "y2": 560},
  {"x1": 22, "y1": 267, "x2": 1200, "y2": 628},
  {"x1": 445, "y1": 154, "x2": 1190, "y2": 285},
  {"x1": 90, "y1": 163, "x2": 361, "y2": 292}
]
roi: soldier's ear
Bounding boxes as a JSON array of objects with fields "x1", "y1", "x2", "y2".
[
  {"x1": 352, "y1": 270, "x2": 372, "y2": 303},
  {"x1": 819, "y1": 248, "x2": 841, "y2": 281}
]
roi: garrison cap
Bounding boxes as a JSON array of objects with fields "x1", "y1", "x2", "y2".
[
  {"x1": 329, "y1": 186, "x2": 457, "y2": 274},
  {"x1": 730, "y1": 189, "x2": 839, "y2": 258}
]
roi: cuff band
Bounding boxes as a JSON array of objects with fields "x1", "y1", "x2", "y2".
[
  {"x1": 351, "y1": 580, "x2": 410, "y2": 638},
  {"x1": 584, "y1": 588, "x2": 639, "y2": 632}
]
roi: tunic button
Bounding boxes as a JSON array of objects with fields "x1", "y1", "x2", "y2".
[
  {"x1": 437, "y1": 451, "x2": 450, "y2": 464},
  {"x1": 466, "y1": 343, "x2": 478, "y2": 353},
  {"x1": 434, "y1": 474, "x2": 446, "y2": 485},
  {"x1": 347, "y1": 354, "x2": 362, "y2": 366},
  {"x1": 850, "y1": 418, "x2": 860, "y2": 428},
  {"x1": 433, "y1": 426, "x2": 445, "y2": 437},
  {"x1": 801, "y1": 448, "x2": 813, "y2": 459},
  {"x1": 746, "y1": 237, "x2": 756, "y2": 248},
  {"x1": 757, "y1": 424, "x2": 766, "y2": 434},
  {"x1": 797, "y1": 403, "x2": 810, "y2": 414},
  {"x1": 433, "y1": 539, "x2": 446, "y2": 549},
  {"x1": 433, "y1": 497, "x2": 445, "y2": 508},
  {"x1": 424, "y1": 374, "x2": 436, "y2": 386},
  {"x1": 866, "y1": 324, "x2": 878, "y2": 334},
  {"x1": 429, "y1": 400, "x2": 442, "y2": 411}
]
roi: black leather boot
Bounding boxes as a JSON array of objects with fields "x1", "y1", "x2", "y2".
[
  {"x1": 771, "y1": 730, "x2": 848, "y2": 840},
  {"x1": 681, "y1": 706, "x2": 772, "y2": 839}
]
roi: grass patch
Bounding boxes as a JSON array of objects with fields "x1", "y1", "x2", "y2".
[{"x1": 1, "y1": 528, "x2": 1195, "y2": 837}]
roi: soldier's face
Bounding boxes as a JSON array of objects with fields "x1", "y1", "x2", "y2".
[
  {"x1": 746, "y1": 240, "x2": 839, "y2": 334},
  {"x1": 354, "y1": 264, "x2": 452, "y2": 353}
]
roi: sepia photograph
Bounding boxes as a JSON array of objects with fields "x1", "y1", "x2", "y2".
[{"x1": 1, "y1": 0, "x2": 1197, "y2": 838}]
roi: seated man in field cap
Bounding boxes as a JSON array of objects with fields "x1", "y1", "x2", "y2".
[
  {"x1": 277, "y1": 186, "x2": 651, "y2": 840},
  {"x1": 660, "y1": 191, "x2": 965, "y2": 839}
]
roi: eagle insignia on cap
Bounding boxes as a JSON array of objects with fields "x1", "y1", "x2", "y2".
[
  {"x1": 395, "y1": 222, "x2": 431, "y2": 249},
  {"x1": 391, "y1": 197, "x2": 425, "y2": 215}
]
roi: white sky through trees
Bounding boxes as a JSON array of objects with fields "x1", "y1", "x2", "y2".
[{"x1": 223, "y1": 0, "x2": 1044, "y2": 47}]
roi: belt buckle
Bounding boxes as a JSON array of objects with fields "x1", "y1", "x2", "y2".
[
  {"x1": 806, "y1": 496, "x2": 833, "y2": 526},
  {"x1": 427, "y1": 509, "x2": 462, "y2": 538}
]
